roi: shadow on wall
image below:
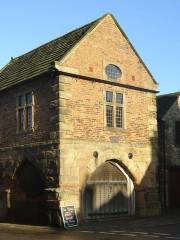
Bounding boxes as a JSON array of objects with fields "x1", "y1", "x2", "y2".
[
  {"x1": 158, "y1": 98, "x2": 180, "y2": 210},
  {"x1": 0, "y1": 160, "x2": 48, "y2": 225},
  {"x1": 135, "y1": 135, "x2": 160, "y2": 217},
  {"x1": 0, "y1": 134, "x2": 160, "y2": 225},
  {"x1": 0, "y1": 145, "x2": 60, "y2": 226},
  {"x1": 80, "y1": 134, "x2": 160, "y2": 220},
  {"x1": 82, "y1": 160, "x2": 134, "y2": 219},
  {"x1": 10, "y1": 160, "x2": 47, "y2": 225}
]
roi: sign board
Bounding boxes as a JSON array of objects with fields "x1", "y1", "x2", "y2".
[{"x1": 61, "y1": 205, "x2": 78, "y2": 228}]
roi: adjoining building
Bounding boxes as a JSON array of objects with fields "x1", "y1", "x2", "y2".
[
  {"x1": 0, "y1": 13, "x2": 160, "y2": 225},
  {"x1": 157, "y1": 92, "x2": 180, "y2": 209}
]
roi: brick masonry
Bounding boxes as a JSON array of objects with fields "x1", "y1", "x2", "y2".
[
  {"x1": 57, "y1": 15, "x2": 160, "y2": 218},
  {"x1": 0, "y1": 14, "x2": 160, "y2": 223},
  {"x1": 0, "y1": 73, "x2": 61, "y2": 222}
]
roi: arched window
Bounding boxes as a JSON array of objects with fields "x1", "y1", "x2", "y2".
[{"x1": 105, "y1": 64, "x2": 122, "y2": 80}]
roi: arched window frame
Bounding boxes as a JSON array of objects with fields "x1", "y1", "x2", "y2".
[{"x1": 105, "y1": 64, "x2": 122, "y2": 81}]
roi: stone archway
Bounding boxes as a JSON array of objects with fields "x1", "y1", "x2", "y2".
[
  {"x1": 11, "y1": 160, "x2": 47, "y2": 225},
  {"x1": 83, "y1": 160, "x2": 135, "y2": 219}
]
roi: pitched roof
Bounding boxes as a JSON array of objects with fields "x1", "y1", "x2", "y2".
[
  {"x1": 0, "y1": 13, "x2": 157, "y2": 92},
  {"x1": 157, "y1": 92, "x2": 180, "y2": 119},
  {"x1": 0, "y1": 16, "x2": 102, "y2": 91},
  {"x1": 109, "y1": 14, "x2": 157, "y2": 85}
]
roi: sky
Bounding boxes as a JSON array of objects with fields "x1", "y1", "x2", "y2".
[{"x1": 0, "y1": 0, "x2": 180, "y2": 94}]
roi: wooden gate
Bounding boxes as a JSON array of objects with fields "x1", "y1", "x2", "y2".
[{"x1": 84, "y1": 161, "x2": 134, "y2": 218}]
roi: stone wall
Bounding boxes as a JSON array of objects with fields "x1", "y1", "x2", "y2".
[
  {"x1": 0, "y1": 13, "x2": 160, "y2": 222},
  {"x1": 162, "y1": 97, "x2": 180, "y2": 166},
  {"x1": 57, "y1": 14, "x2": 159, "y2": 218},
  {"x1": 58, "y1": 75, "x2": 159, "y2": 218},
  {"x1": 0, "y1": 72, "x2": 61, "y2": 223}
]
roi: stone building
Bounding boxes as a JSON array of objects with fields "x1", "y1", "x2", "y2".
[
  {"x1": 157, "y1": 92, "x2": 180, "y2": 209},
  {"x1": 0, "y1": 13, "x2": 160, "y2": 225}
]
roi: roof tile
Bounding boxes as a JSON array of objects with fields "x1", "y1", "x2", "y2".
[
  {"x1": 157, "y1": 92, "x2": 180, "y2": 119},
  {"x1": 0, "y1": 18, "x2": 100, "y2": 91}
]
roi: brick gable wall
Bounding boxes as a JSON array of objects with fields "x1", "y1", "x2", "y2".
[
  {"x1": 60, "y1": 15, "x2": 157, "y2": 90},
  {"x1": 57, "y1": 15, "x2": 159, "y2": 217},
  {"x1": 0, "y1": 14, "x2": 160, "y2": 223}
]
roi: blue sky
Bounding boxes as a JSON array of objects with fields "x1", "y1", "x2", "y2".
[{"x1": 0, "y1": 0, "x2": 180, "y2": 94}]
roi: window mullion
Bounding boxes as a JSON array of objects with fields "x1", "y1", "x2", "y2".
[
  {"x1": 114, "y1": 92, "x2": 116, "y2": 128},
  {"x1": 114, "y1": 102, "x2": 116, "y2": 128},
  {"x1": 105, "y1": 91, "x2": 124, "y2": 129},
  {"x1": 16, "y1": 92, "x2": 34, "y2": 132},
  {"x1": 24, "y1": 106, "x2": 27, "y2": 130}
]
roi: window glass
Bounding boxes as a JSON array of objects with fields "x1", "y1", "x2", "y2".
[
  {"x1": 116, "y1": 93, "x2": 123, "y2": 104},
  {"x1": 105, "y1": 92, "x2": 124, "y2": 129},
  {"x1": 17, "y1": 92, "x2": 33, "y2": 131},
  {"x1": 106, "y1": 91, "x2": 113, "y2": 102},
  {"x1": 26, "y1": 92, "x2": 32, "y2": 104},
  {"x1": 116, "y1": 106, "x2": 123, "y2": 128},
  {"x1": 106, "y1": 105, "x2": 113, "y2": 127},
  {"x1": 18, "y1": 109, "x2": 24, "y2": 130},
  {"x1": 105, "y1": 64, "x2": 122, "y2": 80},
  {"x1": 18, "y1": 95, "x2": 25, "y2": 107},
  {"x1": 26, "y1": 106, "x2": 33, "y2": 129}
]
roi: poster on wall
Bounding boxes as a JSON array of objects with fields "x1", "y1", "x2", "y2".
[{"x1": 61, "y1": 205, "x2": 78, "y2": 228}]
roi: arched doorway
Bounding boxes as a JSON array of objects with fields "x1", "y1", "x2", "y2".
[
  {"x1": 11, "y1": 161, "x2": 46, "y2": 225},
  {"x1": 83, "y1": 161, "x2": 135, "y2": 219}
]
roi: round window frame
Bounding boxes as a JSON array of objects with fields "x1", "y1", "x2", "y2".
[{"x1": 105, "y1": 64, "x2": 122, "y2": 80}]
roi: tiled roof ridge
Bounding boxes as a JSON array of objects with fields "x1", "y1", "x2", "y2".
[{"x1": 0, "y1": 59, "x2": 13, "y2": 73}]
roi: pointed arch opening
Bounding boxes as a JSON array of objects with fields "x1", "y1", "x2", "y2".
[
  {"x1": 14, "y1": 160, "x2": 44, "y2": 198},
  {"x1": 83, "y1": 160, "x2": 135, "y2": 219},
  {"x1": 11, "y1": 160, "x2": 47, "y2": 225}
]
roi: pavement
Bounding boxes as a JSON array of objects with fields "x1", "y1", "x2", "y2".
[{"x1": 1, "y1": 211, "x2": 180, "y2": 239}]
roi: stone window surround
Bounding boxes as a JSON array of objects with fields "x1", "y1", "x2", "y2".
[
  {"x1": 104, "y1": 90, "x2": 124, "y2": 129},
  {"x1": 103, "y1": 60, "x2": 123, "y2": 83},
  {"x1": 105, "y1": 64, "x2": 122, "y2": 80},
  {"x1": 16, "y1": 91, "x2": 34, "y2": 133}
]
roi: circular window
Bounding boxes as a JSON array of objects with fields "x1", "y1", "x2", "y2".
[{"x1": 105, "y1": 64, "x2": 122, "y2": 80}]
